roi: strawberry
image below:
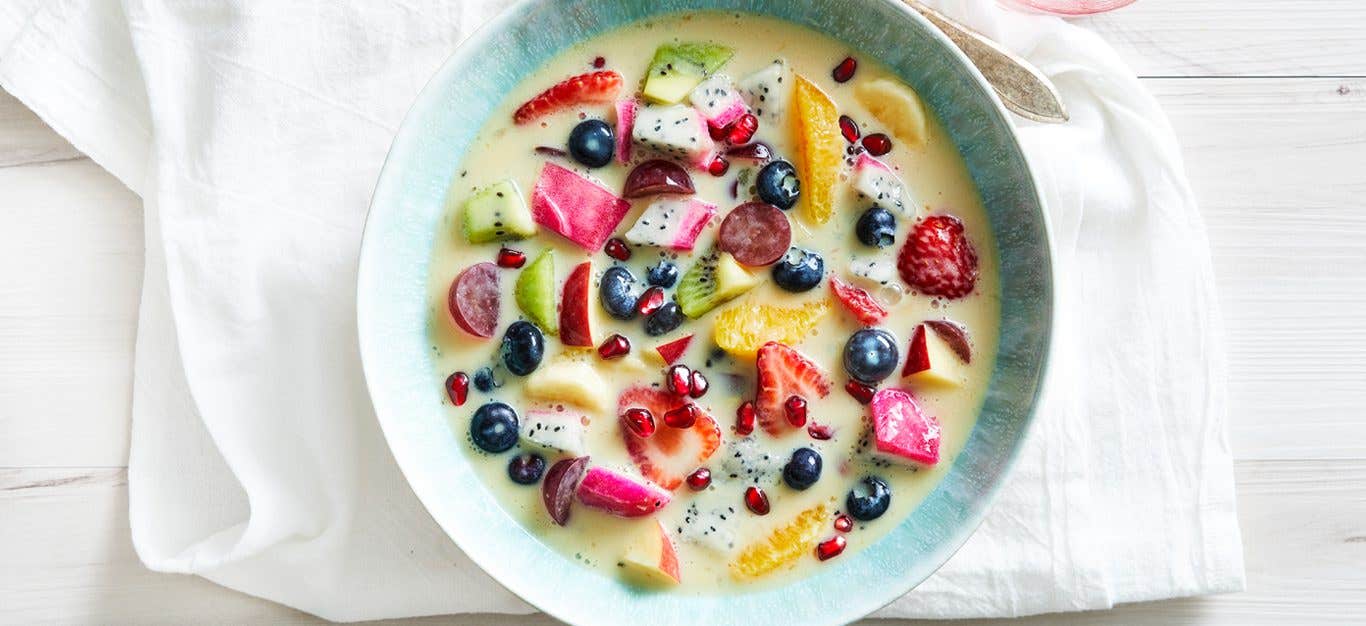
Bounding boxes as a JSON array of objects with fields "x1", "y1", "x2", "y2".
[
  {"x1": 755, "y1": 342, "x2": 832, "y2": 435},
  {"x1": 513, "y1": 71, "x2": 623, "y2": 125},
  {"x1": 619, "y1": 386, "x2": 721, "y2": 490},
  {"x1": 828, "y1": 276, "x2": 887, "y2": 325},
  {"x1": 897, "y1": 214, "x2": 979, "y2": 299}
]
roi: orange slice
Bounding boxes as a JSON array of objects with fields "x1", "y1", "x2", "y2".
[
  {"x1": 730, "y1": 498, "x2": 832, "y2": 579},
  {"x1": 713, "y1": 300, "x2": 830, "y2": 358},
  {"x1": 791, "y1": 75, "x2": 842, "y2": 227}
]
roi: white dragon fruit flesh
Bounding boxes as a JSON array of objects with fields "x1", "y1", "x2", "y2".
[
  {"x1": 631, "y1": 104, "x2": 717, "y2": 168},
  {"x1": 852, "y1": 153, "x2": 911, "y2": 216},
  {"x1": 519, "y1": 409, "x2": 587, "y2": 455},
  {"x1": 719, "y1": 436, "x2": 782, "y2": 484},
  {"x1": 738, "y1": 60, "x2": 792, "y2": 122},
  {"x1": 688, "y1": 74, "x2": 748, "y2": 129},
  {"x1": 848, "y1": 254, "x2": 906, "y2": 306},
  {"x1": 676, "y1": 498, "x2": 738, "y2": 555},
  {"x1": 622, "y1": 197, "x2": 717, "y2": 251}
]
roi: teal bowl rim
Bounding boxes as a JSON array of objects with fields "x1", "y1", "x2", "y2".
[{"x1": 357, "y1": 0, "x2": 1055, "y2": 624}]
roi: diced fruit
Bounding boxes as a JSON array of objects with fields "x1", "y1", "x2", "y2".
[
  {"x1": 614, "y1": 99, "x2": 636, "y2": 163},
  {"x1": 834, "y1": 514, "x2": 854, "y2": 533},
  {"x1": 730, "y1": 499, "x2": 830, "y2": 579},
  {"x1": 721, "y1": 435, "x2": 782, "y2": 483},
  {"x1": 513, "y1": 70, "x2": 623, "y2": 125},
  {"x1": 642, "y1": 42, "x2": 734, "y2": 104},
  {"x1": 598, "y1": 333, "x2": 631, "y2": 360},
  {"x1": 831, "y1": 56, "x2": 857, "y2": 83},
  {"x1": 846, "y1": 475, "x2": 892, "y2": 521},
  {"x1": 755, "y1": 342, "x2": 832, "y2": 435},
  {"x1": 738, "y1": 60, "x2": 792, "y2": 122},
  {"x1": 782, "y1": 447, "x2": 822, "y2": 490},
  {"x1": 678, "y1": 498, "x2": 739, "y2": 554},
  {"x1": 713, "y1": 300, "x2": 829, "y2": 358},
  {"x1": 898, "y1": 214, "x2": 979, "y2": 299},
  {"x1": 605, "y1": 237, "x2": 631, "y2": 261},
  {"x1": 770, "y1": 248, "x2": 825, "y2": 292},
  {"x1": 903, "y1": 323, "x2": 969, "y2": 386},
  {"x1": 688, "y1": 370, "x2": 709, "y2": 399},
  {"x1": 531, "y1": 162, "x2": 632, "y2": 252},
  {"x1": 507, "y1": 454, "x2": 547, "y2": 485},
  {"x1": 599, "y1": 265, "x2": 642, "y2": 320},
  {"x1": 686, "y1": 468, "x2": 712, "y2": 491},
  {"x1": 560, "y1": 261, "x2": 594, "y2": 346},
  {"x1": 472, "y1": 367, "x2": 497, "y2": 393},
  {"x1": 524, "y1": 358, "x2": 610, "y2": 412},
  {"x1": 816, "y1": 535, "x2": 847, "y2": 561},
  {"x1": 623, "y1": 197, "x2": 717, "y2": 251},
  {"x1": 676, "y1": 251, "x2": 761, "y2": 319},
  {"x1": 622, "y1": 407, "x2": 656, "y2": 438},
  {"x1": 791, "y1": 75, "x2": 841, "y2": 226},
  {"x1": 726, "y1": 113, "x2": 759, "y2": 145},
  {"x1": 500, "y1": 320, "x2": 546, "y2": 376},
  {"x1": 807, "y1": 423, "x2": 833, "y2": 440},
  {"x1": 619, "y1": 386, "x2": 722, "y2": 490},
  {"x1": 756, "y1": 160, "x2": 800, "y2": 210},
  {"x1": 862, "y1": 133, "x2": 892, "y2": 156},
  {"x1": 623, "y1": 159, "x2": 695, "y2": 198},
  {"x1": 470, "y1": 402, "x2": 519, "y2": 453},
  {"x1": 655, "y1": 334, "x2": 694, "y2": 365},
  {"x1": 636, "y1": 287, "x2": 666, "y2": 317},
  {"x1": 461, "y1": 180, "x2": 536, "y2": 244},
  {"x1": 663, "y1": 403, "x2": 700, "y2": 429},
  {"x1": 734, "y1": 401, "x2": 756, "y2": 435},
  {"x1": 844, "y1": 379, "x2": 876, "y2": 404},
  {"x1": 576, "y1": 466, "x2": 672, "y2": 517},
  {"x1": 647, "y1": 260, "x2": 680, "y2": 287},
  {"x1": 843, "y1": 328, "x2": 900, "y2": 384},
  {"x1": 784, "y1": 395, "x2": 808, "y2": 427},
  {"x1": 925, "y1": 319, "x2": 972, "y2": 363},
  {"x1": 445, "y1": 372, "x2": 469, "y2": 406},
  {"x1": 848, "y1": 255, "x2": 899, "y2": 291},
  {"x1": 644, "y1": 301, "x2": 686, "y2": 336},
  {"x1": 706, "y1": 157, "x2": 729, "y2": 176},
  {"x1": 839, "y1": 115, "x2": 860, "y2": 143},
  {"x1": 689, "y1": 74, "x2": 748, "y2": 129},
  {"x1": 666, "y1": 365, "x2": 692, "y2": 396},
  {"x1": 622, "y1": 520, "x2": 682, "y2": 586},
  {"x1": 726, "y1": 141, "x2": 773, "y2": 162},
  {"x1": 870, "y1": 388, "x2": 941, "y2": 467},
  {"x1": 542, "y1": 456, "x2": 590, "y2": 525},
  {"x1": 856, "y1": 206, "x2": 898, "y2": 248},
  {"x1": 717, "y1": 201, "x2": 792, "y2": 267},
  {"x1": 496, "y1": 247, "x2": 527, "y2": 268},
  {"x1": 743, "y1": 485, "x2": 770, "y2": 515},
  {"x1": 852, "y1": 153, "x2": 909, "y2": 216},
  {"x1": 448, "y1": 262, "x2": 500, "y2": 338},
  {"x1": 632, "y1": 104, "x2": 717, "y2": 168},
  {"x1": 567, "y1": 119, "x2": 614, "y2": 168},
  {"x1": 519, "y1": 408, "x2": 587, "y2": 455},
  {"x1": 829, "y1": 276, "x2": 888, "y2": 325},
  {"x1": 854, "y1": 77, "x2": 928, "y2": 146}
]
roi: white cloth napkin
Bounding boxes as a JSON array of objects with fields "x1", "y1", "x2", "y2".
[{"x1": 0, "y1": 0, "x2": 1244, "y2": 621}]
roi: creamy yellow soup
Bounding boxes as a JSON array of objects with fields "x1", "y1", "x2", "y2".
[{"x1": 427, "y1": 11, "x2": 999, "y2": 592}]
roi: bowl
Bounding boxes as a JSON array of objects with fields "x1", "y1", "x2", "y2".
[{"x1": 356, "y1": 0, "x2": 1053, "y2": 624}]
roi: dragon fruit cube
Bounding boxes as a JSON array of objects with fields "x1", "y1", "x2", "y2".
[
  {"x1": 531, "y1": 162, "x2": 632, "y2": 252},
  {"x1": 623, "y1": 197, "x2": 717, "y2": 251},
  {"x1": 519, "y1": 409, "x2": 587, "y2": 455},
  {"x1": 576, "y1": 466, "x2": 672, "y2": 518},
  {"x1": 869, "y1": 388, "x2": 941, "y2": 467},
  {"x1": 688, "y1": 74, "x2": 748, "y2": 129},
  {"x1": 632, "y1": 104, "x2": 717, "y2": 169},
  {"x1": 738, "y1": 60, "x2": 792, "y2": 121},
  {"x1": 852, "y1": 153, "x2": 911, "y2": 216}
]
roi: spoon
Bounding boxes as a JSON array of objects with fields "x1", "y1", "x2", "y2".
[{"x1": 902, "y1": 0, "x2": 1069, "y2": 123}]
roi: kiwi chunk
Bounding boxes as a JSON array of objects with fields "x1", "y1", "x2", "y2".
[
  {"x1": 462, "y1": 180, "x2": 536, "y2": 243},
  {"x1": 675, "y1": 251, "x2": 760, "y2": 318},
  {"x1": 642, "y1": 42, "x2": 734, "y2": 104},
  {"x1": 515, "y1": 249, "x2": 558, "y2": 335}
]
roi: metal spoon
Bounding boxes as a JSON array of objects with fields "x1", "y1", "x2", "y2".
[{"x1": 903, "y1": 0, "x2": 1069, "y2": 123}]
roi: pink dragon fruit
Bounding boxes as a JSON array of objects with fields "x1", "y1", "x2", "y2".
[
  {"x1": 576, "y1": 466, "x2": 672, "y2": 518},
  {"x1": 869, "y1": 388, "x2": 941, "y2": 467},
  {"x1": 531, "y1": 162, "x2": 632, "y2": 252},
  {"x1": 738, "y1": 60, "x2": 792, "y2": 122},
  {"x1": 852, "y1": 153, "x2": 911, "y2": 216},
  {"x1": 631, "y1": 104, "x2": 717, "y2": 169},
  {"x1": 688, "y1": 74, "x2": 748, "y2": 129},
  {"x1": 622, "y1": 197, "x2": 717, "y2": 251},
  {"x1": 615, "y1": 99, "x2": 636, "y2": 164}
]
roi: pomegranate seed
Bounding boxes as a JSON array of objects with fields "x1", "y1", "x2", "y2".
[
  {"x1": 534, "y1": 145, "x2": 568, "y2": 158},
  {"x1": 663, "y1": 403, "x2": 699, "y2": 429},
  {"x1": 744, "y1": 486, "x2": 770, "y2": 515},
  {"x1": 636, "y1": 286, "x2": 666, "y2": 316},
  {"x1": 817, "y1": 535, "x2": 847, "y2": 561},
  {"x1": 784, "y1": 395, "x2": 808, "y2": 427},
  {"x1": 496, "y1": 248, "x2": 526, "y2": 268},
  {"x1": 839, "y1": 115, "x2": 860, "y2": 143},
  {"x1": 688, "y1": 370, "x2": 709, "y2": 399},
  {"x1": 597, "y1": 333, "x2": 631, "y2": 360},
  {"x1": 707, "y1": 121, "x2": 729, "y2": 141},
  {"x1": 592, "y1": 56, "x2": 606, "y2": 68},
  {"x1": 666, "y1": 364, "x2": 692, "y2": 396},
  {"x1": 622, "y1": 407, "x2": 656, "y2": 438},
  {"x1": 844, "y1": 380, "x2": 876, "y2": 404},
  {"x1": 808, "y1": 423, "x2": 833, "y2": 440},
  {"x1": 445, "y1": 372, "x2": 469, "y2": 406},
  {"x1": 605, "y1": 237, "x2": 631, "y2": 261},
  {"x1": 686, "y1": 468, "x2": 712, "y2": 491},
  {"x1": 707, "y1": 157, "x2": 730, "y2": 177},
  {"x1": 862, "y1": 133, "x2": 892, "y2": 156},
  {"x1": 834, "y1": 514, "x2": 854, "y2": 533},
  {"x1": 727, "y1": 113, "x2": 759, "y2": 145},
  {"x1": 725, "y1": 141, "x2": 773, "y2": 161},
  {"x1": 832, "y1": 56, "x2": 857, "y2": 83},
  {"x1": 735, "y1": 400, "x2": 756, "y2": 435}
]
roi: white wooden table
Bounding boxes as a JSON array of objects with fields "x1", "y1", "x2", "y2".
[{"x1": 3, "y1": 2, "x2": 1364, "y2": 623}]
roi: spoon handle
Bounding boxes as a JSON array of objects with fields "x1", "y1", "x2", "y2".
[{"x1": 902, "y1": 0, "x2": 1069, "y2": 123}]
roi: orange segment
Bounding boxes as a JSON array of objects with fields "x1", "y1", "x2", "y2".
[
  {"x1": 730, "y1": 498, "x2": 832, "y2": 579},
  {"x1": 791, "y1": 75, "x2": 841, "y2": 227},
  {"x1": 713, "y1": 300, "x2": 830, "y2": 358}
]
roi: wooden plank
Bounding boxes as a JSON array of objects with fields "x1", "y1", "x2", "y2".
[{"x1": 0, "y1": 90, "x2": 81, "y2": 168}]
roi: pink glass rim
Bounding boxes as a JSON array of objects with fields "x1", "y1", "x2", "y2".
[{"x1": 1000, "y1": 0, "x2": 1137, "y2": 15}]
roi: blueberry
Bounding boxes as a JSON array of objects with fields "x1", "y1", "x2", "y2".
[
  {"x1": 856, "y1": 206, "x2": 897, "y2": 248},
  {"x1": 500, "y1": 320, "x2": 545, "y2": 376},
  {"x1": 756, "y1": 160, "x2": 800, "y2": 210},
  {"x1": 771, "y1": 248, "x2": 824, "y2": 292},
  {"x1": 599, "y1": 266, "x2": 642, "y2": 320},
  {"x1": 843, "y1": 328, "x2": 899, "y2": 383},
  {"x1": 846, "y1": 476, "x2": 891, "y2": 521},
  {"x1": 567, "y1": 119, "x2": 614, "y2": 168},
  {"x1": 470, "y1": 402, "x2": 519, "y2": 453},
  {"x1": 782, "y1": 447, "x2": 823, "y2": 490},
  {"x1": 472, "y1": 367, "x2": 498, "y2": 392},
  {"x1": 644, "y1": 301, "x2": 685, "y2": 336},
  {"x1": 507, "y1": 453, "x2": 546, "y2": 485},
  {"x1": 647, "y1": 261, "x2": 679, "y2": 288}
]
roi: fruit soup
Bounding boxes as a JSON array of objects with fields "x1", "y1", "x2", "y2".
[{"x1": 427, "y1": 12, "x2": 1000, "y2": 591}]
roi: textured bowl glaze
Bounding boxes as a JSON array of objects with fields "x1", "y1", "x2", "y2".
[{"x1": 356, "y1": 0, "x2": 1053, "y2": 624}]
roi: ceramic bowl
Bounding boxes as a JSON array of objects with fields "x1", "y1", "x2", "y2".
[{"x1": 357, "y1": 0, "x2": 1053, "y2": 623}]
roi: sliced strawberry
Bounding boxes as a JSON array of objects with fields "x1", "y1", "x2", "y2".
[
  {"x1": 829, "y1": 276, "x2": 887, "y2": 325},
  {"x1": 897, "y1": 214, "x2": 979, "y2": 299},
  {"x1": 755, "y1": 342, "x2": 832, "y2": 435},
  {"x1": 513, "y1": 71, "x2": 623, "y2": 125},
  {"x1": 619, "y1": 386, "x2": 721, "y2": 490}
]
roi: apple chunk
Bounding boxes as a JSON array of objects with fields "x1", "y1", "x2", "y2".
[
  {"x1": 621, "y1": 519, "x2": 682, "y2": 586},
  {"x1": 903, "y1": 323, "x2": 969, "y2": 386}
]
